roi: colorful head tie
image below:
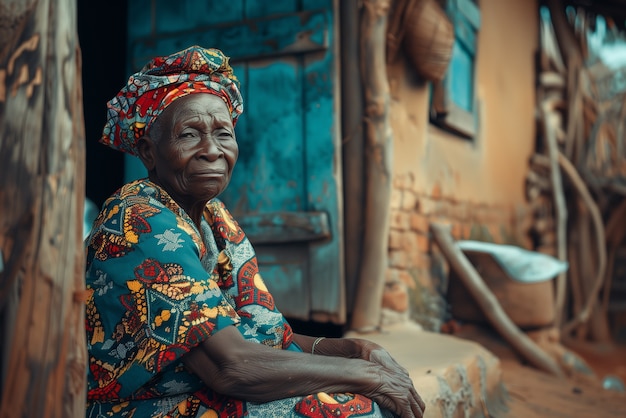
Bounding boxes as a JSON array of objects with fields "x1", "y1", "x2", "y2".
[{"x1": 101, "y1": 46, "x2": 244, "y2": 155}]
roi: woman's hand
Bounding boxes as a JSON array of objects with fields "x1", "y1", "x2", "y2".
[
  {"x1": 292, "y1": 334, "x2": 426, "y2": 417},
  {"x1": 343, "y1": 338, "x2": 425, "y2": 418},
  {"x1": 364, "y1": 360, "x2": 425, "y2": 418},
  {"x1": 350, "y1": 338, "x2": 410, "y2": 375}
]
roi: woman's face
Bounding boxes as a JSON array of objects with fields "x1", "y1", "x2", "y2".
[{"x1": 148, "y1": 93, "x2": 238, "y2": 208}]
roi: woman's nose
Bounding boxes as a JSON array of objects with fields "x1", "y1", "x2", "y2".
[{"x1": 200, "y1": 136, "x2": 224, "y2": 160}]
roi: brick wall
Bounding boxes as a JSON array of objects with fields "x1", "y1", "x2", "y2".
[{"x1": 382, "y1": 172, "x2": 533, "y2": 331}]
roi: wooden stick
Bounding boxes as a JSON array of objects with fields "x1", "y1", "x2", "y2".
[
  {"x1": 541, "y1": 100, "x2": 569, "y2": 327},
  {"x1": 430, "y1": 223, "x2": 565, "y2": 377},
  {"x1": 602, "y1": 199, "x2": 626, "y2": 319},
  {"x1": 567, "y1": 211, "x2": 584, "y2": 339},
  {"x1": 575, "y1": 203, "x2": 592, "y2": 340},
  {"x1": 601, "y1": 247, "x2": 616, "y2": 327},
  {"x1": 558, "y1": 152, "x2": 608, "y2": 337}
]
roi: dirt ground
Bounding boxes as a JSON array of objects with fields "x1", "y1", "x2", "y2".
[{"x1": 453, "y1": 324, "x2": 626, "y2": 417}]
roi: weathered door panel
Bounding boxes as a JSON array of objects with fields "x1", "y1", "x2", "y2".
[{"x1": 127, "y1": 0, "x2": 344, "y2": 323}]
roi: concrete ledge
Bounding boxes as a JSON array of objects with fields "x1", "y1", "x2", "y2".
[{"x1": 346, "y1": 323, "x2": 508, "y2": 418}]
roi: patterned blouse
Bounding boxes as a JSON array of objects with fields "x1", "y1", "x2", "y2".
[{"x1": 85, "y1": 179, "x2": 390, "y2": 417}]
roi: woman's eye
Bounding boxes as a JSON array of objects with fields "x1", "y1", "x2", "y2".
[
  {"x1": 218, "y1": 132, "x2": 233, "y2": 140},
  {"x1": 179, "y1": 130, "x2": 197, "y2": 139}
]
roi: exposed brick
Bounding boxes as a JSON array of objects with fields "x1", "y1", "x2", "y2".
[
  {"x1": 398, "y1": 270, "x2": 416, "y2": 289},
  {"x1": 473, "y1": 205, "x2": 488, "y2": 223},
  {"x1": 388, "y1": 230, "x2": 404, "y2": 250},
  {"x1": 395, "y1": 231, "x2": 414, "y2": 256},
  {"x1": 417, "y1": 196, "x2": 438, "y2": 215},
  {"x1": 487, "y1": 224, "x2": 503, "y2": 243},
  {"x1": 402, "y1": 190, "x2": 418, "y2": 211},
  {"x1": 485, "y1": 206, "x2": 501, "y2": 224},
  {"x1": 385, "y1": 268, "x2": 399, "y2": 284},
  {"x1": 393, "y1": 174, "x2": 405, "y2": 190},
  {"x1": 461, "y1": 223, "x2": 473, "y2": 239},
  {"x1": 412, "y1": 252, "x2": 432, "y2": 270},
  {"x1": 452, "y1": 201, "x2": 469, "y2": 222},
  {"x1": 430, "y1": 218, "x2": 452, "y2": 233},
  {"x1": 382, "y1": 281, "x2": 409, "y2": 312},
  {"x1": 451, "y1": 222, "x2": 463, "y2": 240},
  {"x1": 416, "y1": 233, "x2": 431, "y2": 253},
  {"x1": 413, "y1": 267, "x2": 435, "y2": 290},
  {"x1": 390, "y1": 188, "x2": 403, "y2": 210},
  {"x1": 388, "y1": 249, "x2": 410, "y2": 269},
  {"x1": 389, "y1": 210, "x2": 410, "y2": 230},
  {"x1": 436, "y1": 199, "x2": 452, "y2": 218},
  {"x1": 410, "y1": 212, "x2": 430, "y2": 233},
  {"x1": 393, "y1": 173, "x2": 415, "y2": 190}
]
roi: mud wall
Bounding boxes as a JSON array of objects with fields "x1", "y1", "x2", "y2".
[{"x1": 382, "y1": 0, "x2": 540, "y2": 330}]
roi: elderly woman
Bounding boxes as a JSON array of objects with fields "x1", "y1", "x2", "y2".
[{"x1": 85, "y1": 46, "x2": 424, "y2": 418}]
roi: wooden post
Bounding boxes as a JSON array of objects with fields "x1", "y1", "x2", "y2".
[
  {"x1": 341, "y1": 0, "x2": 366, "y2": 316},
  {"x1": 350, "y1": 0, "x2": 393, "y2": 332},
  {"x1": 0, "y1": 0, "x2": 87, "y2": 417}
]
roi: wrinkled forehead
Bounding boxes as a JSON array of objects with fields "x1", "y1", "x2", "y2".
[{"x1": 156, "y1": 93, "x2": 234, "y2": 129}]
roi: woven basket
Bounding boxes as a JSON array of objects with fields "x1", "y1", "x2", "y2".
[{"x1": 398, "y1": 0, "x2": 455, "y2": 82}]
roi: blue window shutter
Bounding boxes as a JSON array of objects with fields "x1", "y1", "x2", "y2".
[{"x1": 431, "y1": 0, "x2": 481, "y2": 138}]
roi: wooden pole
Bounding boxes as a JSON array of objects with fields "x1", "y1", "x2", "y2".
[
  {"x1": 350, "y1": 0, "x2": 393, "y2": 332},
  {"x1": 558, "y1": 152, "x2": 608, "y2": 339},
  {"x1": 0, "y1": 0, "x2": 87, "y2": 416},
  {"x1": 431, "y1": 223, "x2": 565, "y2": 377},
  {"x1": 340, "y1": 0, "x2": 366, "y2": 316},
  {"x1": 541, "y1": 100, "x2": 569, "y2": 328}
]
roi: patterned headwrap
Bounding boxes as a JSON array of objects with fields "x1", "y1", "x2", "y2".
[{"x1": 101, "y1": 45, "x2": 244, "y2": 155}]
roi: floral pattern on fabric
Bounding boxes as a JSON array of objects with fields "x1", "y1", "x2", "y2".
[
  {"x1": 294, "y1": 393, "x2": 375, "y2": 417},
  {"x1": 85, "y1": 179, "x2": 390, "y2": 417}
]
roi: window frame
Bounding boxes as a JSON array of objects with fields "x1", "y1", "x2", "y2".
[{"x1": 430, "y1": 0, "x2": 481, "y2": 139}]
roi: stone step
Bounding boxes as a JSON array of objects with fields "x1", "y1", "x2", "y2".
[{"x1": 346, "y1": 323, "x2": 508, "y2": 418}]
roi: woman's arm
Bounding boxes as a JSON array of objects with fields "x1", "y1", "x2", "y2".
[
  {"x1": 183, "y1": 326, "x2": 425, "y2": 418},
  {"x1": 292, "y1": 333, "x2": 412, "y2": 381}
]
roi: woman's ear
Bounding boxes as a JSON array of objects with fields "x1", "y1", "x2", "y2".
[{"x1": 136, "y1": 136, "x2": 156, "y2": 171}]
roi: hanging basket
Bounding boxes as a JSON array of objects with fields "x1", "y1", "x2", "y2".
[{"x1": 390, "y1": 0, "x2": 455, "y2": 82}]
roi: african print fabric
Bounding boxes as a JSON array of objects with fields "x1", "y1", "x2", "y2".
[{"x1": 85, "y1": 179, "x2": 393, "y2": 417}]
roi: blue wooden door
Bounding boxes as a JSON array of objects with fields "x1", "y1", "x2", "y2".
[{"x1": 126, "y1": 0, "x2": 345, "y2": 323}]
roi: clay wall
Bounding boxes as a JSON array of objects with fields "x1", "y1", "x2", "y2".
[{"x1": 382, "y1": 0, "x2": 543, "y2": 330}]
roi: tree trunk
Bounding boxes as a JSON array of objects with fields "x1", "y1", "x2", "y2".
[{"x1": 0, "y1": 0, "x2": 87, "y2": 416}]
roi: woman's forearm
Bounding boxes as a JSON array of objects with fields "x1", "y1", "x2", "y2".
[
  {"x1": 183, "y1": 326, "x2": 379, "y2": 403},
  {"x1": 292, "y1": 333, "x2": 360, "y2": 358}
]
